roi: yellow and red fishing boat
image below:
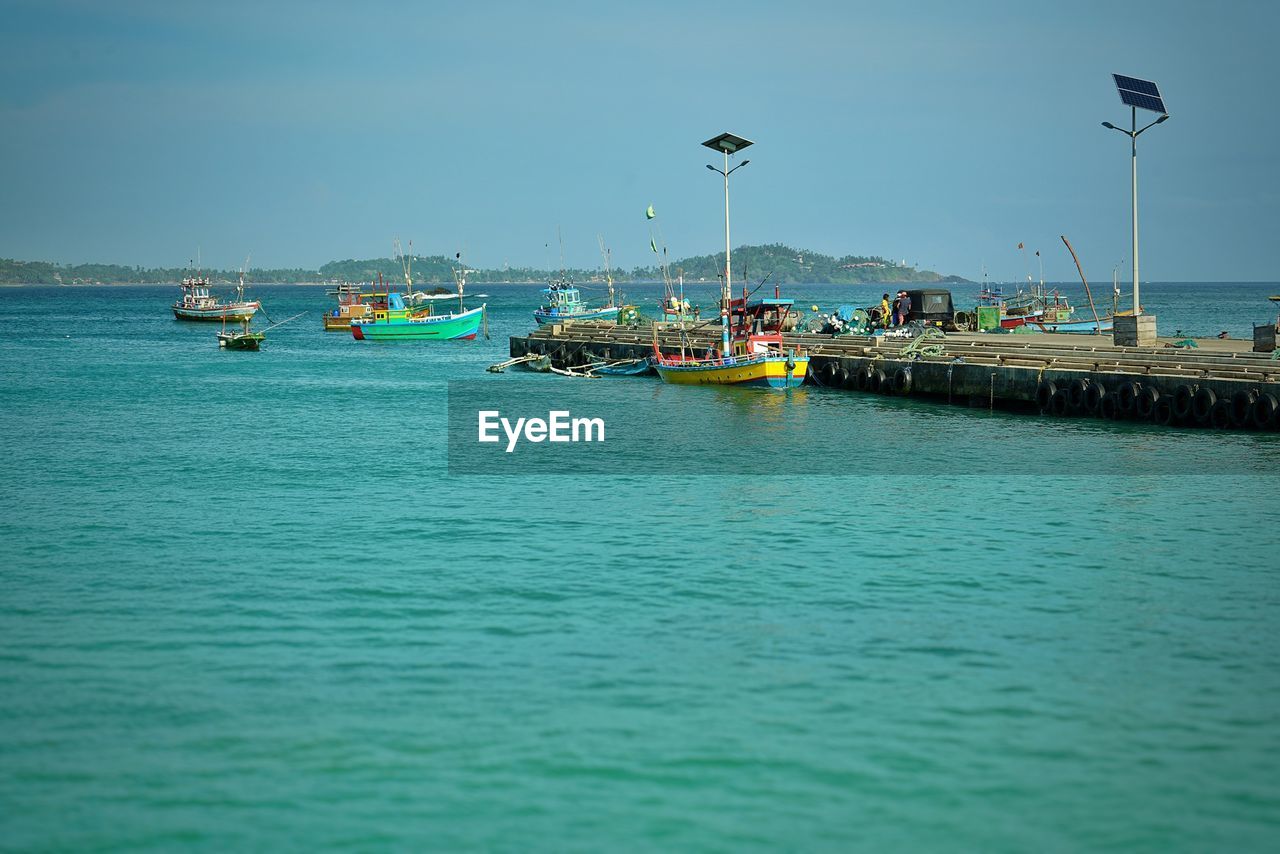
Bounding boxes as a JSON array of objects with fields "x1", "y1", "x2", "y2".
[
  {"x1": 650, "y1": 131, "x2": 807, "y2": 389},
  {"x1": 652, "y1": 287, "x2": 808, "y2": 388}
]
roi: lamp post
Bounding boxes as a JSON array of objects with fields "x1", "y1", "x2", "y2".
[
  {"x1": 1102, "y1": 75, "x2": 1170, "y2": 321},
  {"x1": 702, "y1": 132, "x2": 753, "y2": 312},
  {"x1": 1102, "y1": 111, "x2": 1169, "y2": 316}
]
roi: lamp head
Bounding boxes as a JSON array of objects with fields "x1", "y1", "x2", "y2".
[
  {"x1": 1155, "y1": 114, "x2": 1170, "y2": 124},
  {"x1": 1101, "y1": 122, "x2": 1117, "y2": 130}
]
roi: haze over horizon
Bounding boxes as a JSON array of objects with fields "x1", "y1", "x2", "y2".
[{"x1": 2, "y1": 0, "x2": 1276, "y2": 283}]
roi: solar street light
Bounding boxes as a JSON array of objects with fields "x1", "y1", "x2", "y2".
[
  {"x1": 1103, "y1": 74, "x2": 1170, "y2": 317},
  {"x1": 702, "y1": 132, "x2": 753, "y2": 308}
]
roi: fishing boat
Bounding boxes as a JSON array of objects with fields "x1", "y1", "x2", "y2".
[
  {"x1": 533, "y1": 281, "x2": 620, "y2": 325},
  {"x1": 172, "y1": 272, "x2": 260, "y2": 322},
  {"x1": 216, "y1": 319, "x2": 265, "y2": 350},
  {"x1": 1022, "y1": 315, "x2": 1115, "y2": 334},
  {"x1": 217, "y1": 310, "x2": 305, "y2": 351},
  {"x1": 592, "y1": 357, "x2": 653, "y2": 376},
  {"x1": 350, "y1": 249, "x2": 486, "y2": 341},
  {"x1": 322, "y1": 279, "x2": 388, "y2": 331},
  {"x1": 650, "y1": 131, "x2": 806, "y2": 388},
  {"x1": 532, "y1": 234, "x2": 622, "y2": 325},
  {"x1": 652, "y1": 287, "x2": 808, "y2": 388}
]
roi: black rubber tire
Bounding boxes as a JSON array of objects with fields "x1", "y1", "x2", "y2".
[
  {"x1": 1252, "y1": 393, "x2": 1279, "y2": 430},
  {"x1": 1172, "y1": 384, "x2": 1195, "y2": 421},
  {"x1": 831, "y1": 366, "x2": 849, "y2": 389},
  {"x1": 1035, "y1": 380, "x2": 1057, "y2": 411},
  {"x1": 1068, "y1": 378, "x2": 1090, "y2": 412},
  {"x1": 1117, "y1": 381, "x2": 1141, "y2": 416},
  {"x1": 1210, "y1": 399, "x2": 1233, "y2": 429},
  {"x1": 1136, "y1": 386, "x2": 1161, "y2": 420},
  {"x1": 1085, "y1": 383, "x2": 1106, "y2": 415},
  {"x1": 856, "y1": 366, "x2": 873, "y2": 391},
  {"x1": 1153, "y1": 396, "x2": 1176, "y2": 426},
  {"x1": 868, "y1": 368, "x2": 887, "y2": 394},
  {"x1": 1231, "y1": 389, "x2": 1258, "y2": 428},
  {"x1": 893, "y1": 367, "x2": 913, "y2": 395},
  {"x1": 820, "y1": 361, "x2": 840, "y2": 387},
  {"x1": 1099, "y1": 394, "x2": 1119, "y2": 420},
  {"x1": 1193, "y1": 387, "x2": 1217, "y2": 423},
  {"x1": 842, "y1": 367, "x2": 859, "y2": 390},
  {"x1": 1049, "y1": 388, "x2": 1071, "y2": 416}
]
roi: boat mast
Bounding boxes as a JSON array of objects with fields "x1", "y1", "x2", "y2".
[
  {"x1": 237, "y1": 254, "x2": 251, "y2": 304},
  {"x1": 394, "y1": 238, "x2": 412, "y2": 294},
  {"x1": 454, "y1": 251, "x2": 466, "y2": 312},
  {"x1": 598, "y1": 235, "x2": 614, "y2": 308}
]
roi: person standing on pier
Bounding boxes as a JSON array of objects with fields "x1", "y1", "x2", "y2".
[
  {"x1": 879, "y1": 293, "x2": 892, "y2": 328},
  {"x1": 893, "y1": 291, "x2": 910, "y2": 326}
]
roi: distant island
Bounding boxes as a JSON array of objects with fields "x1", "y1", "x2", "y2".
[{"x1": 0, "y1": 243, "x2": 968, "y2": 286}]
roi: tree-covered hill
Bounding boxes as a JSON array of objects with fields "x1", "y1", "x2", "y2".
[{"x1": 0, "y1": 245, "x2": 966, "y2": 285}]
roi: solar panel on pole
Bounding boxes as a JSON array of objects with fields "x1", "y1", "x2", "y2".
[{"x1": 1113, "y1": 74, "x2": 1167, "y2": 114}]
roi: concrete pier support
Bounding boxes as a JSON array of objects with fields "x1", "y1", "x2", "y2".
[{"x1": 1113, "y1": 314, "x2": 1158, "y2": 347}]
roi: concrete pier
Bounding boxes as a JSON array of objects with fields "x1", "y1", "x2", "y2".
[{"x1": 510, "y1": 321, "x2": 1280, "y2": 430}]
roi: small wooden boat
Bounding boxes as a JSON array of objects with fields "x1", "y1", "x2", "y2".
[
  {"x1": 217, "y1": 325, "x2": 265, "y2": 350},
  {"x1": 323, "y1": 279, "x2": 388, "y2": 331},
  {"x1": 217, "y1": 311, "x2": 305, "y2": 351},
  {"x1": 592, "y1": 357, "x2": 653, "y2": 376}
]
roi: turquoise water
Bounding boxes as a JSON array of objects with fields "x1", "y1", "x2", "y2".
[{"x1": 2, "y1": 283, "x2": 1279, "y2": 850}]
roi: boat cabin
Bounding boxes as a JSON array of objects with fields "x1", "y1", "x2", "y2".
[
  {"x1": 727, "y1": 288, "x2": 793, "y2": 355},
  {"x1": 540, "y1": 282, "x2": 586, "y2": 315}
]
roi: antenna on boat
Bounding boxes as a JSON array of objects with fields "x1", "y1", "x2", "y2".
[{"x1": 557, "y1": 226, "x2": 566, "y2": 280}]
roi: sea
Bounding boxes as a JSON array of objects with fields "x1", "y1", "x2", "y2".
[{"x1": 1, "y1": 281, "x2": 1278, "y2": 850}]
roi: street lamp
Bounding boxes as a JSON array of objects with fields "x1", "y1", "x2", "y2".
[
  {"x1": 1102, "y1": 74, "x2": 1170, "y2": 321},
  {"x1": 702, "y1": 132, "x2": 753, "y2": 312}
]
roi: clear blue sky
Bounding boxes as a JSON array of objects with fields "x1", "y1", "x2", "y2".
[{"x1": 2, "y1": 0, "x2": 1276, "y2": 281}]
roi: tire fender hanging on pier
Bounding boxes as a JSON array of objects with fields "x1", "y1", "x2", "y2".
[
  {"x1": 893, "y1": 367, "x2": 913, "y2": 395},
  {"x1": 1035, "y1": 380, "x2": 1057, "y2": 411},
  {"x1": 1252, "y1": 393, "x2": 1279, "y2": 430}
]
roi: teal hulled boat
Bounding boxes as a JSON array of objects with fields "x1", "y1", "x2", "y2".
[
  {"x1": 350, "y1": 247, "x2": 486, "y2": 341},
  {"x1": 350, "y1": 293, "x2": 486, "y2": 340}
]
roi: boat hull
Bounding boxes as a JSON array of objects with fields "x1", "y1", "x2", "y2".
[
  {"x1": 322, "y1": 316, "x2": 351, "y2": 331},
  {"x1": 654, "y1": 355, "x2": 809, "y2": 388},
  {"x1": 533, "y1": 306, "x2": 620, "y2": 324},
  {"x1": 1027, "y1": 317, "x2": 1115, "y2": 334},
  {"x1": 173, "y1": 303, "x2": 259, "y2": 322},
  {"x1": 594, "y1": 358, "x2": 653, "y2": 376},
  {"x1": 351, "y1": 305, "x2": 485, "y2": 341},
  {"x1": 217, "y1": 332, "x2": 264, "y2": 351}
]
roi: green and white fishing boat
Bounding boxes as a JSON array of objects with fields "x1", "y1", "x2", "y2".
[{"x1": 350, "y1": 249, "x2": 486, "y2": 341}]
